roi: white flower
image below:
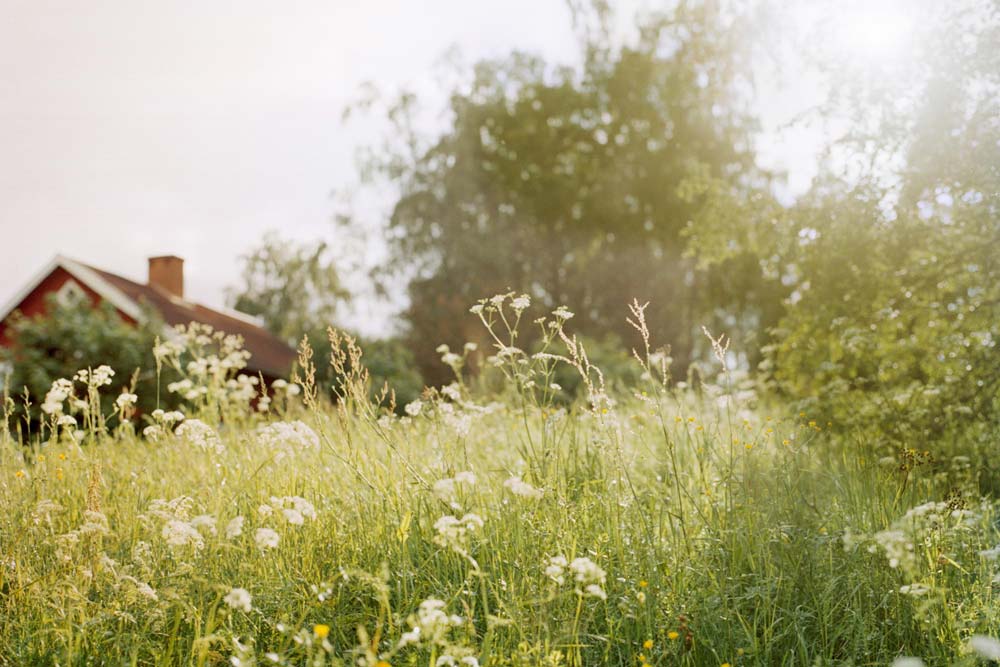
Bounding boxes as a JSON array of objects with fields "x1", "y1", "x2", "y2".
[
  {"x1": 433, "y1": 513, "x2": 484, "y2": 553},
  {"x1": 282, "y1": 508, "x2": 304, "y2": 526},
  {"x1": 433, "y1": 478, "x2": 457, "y2": 502},
  {"x1": 511, "y1": 294, "x2": 530, "y2": 312},
  {"x1": 398, "y1": 627, "x2": 421, "y2": 648},
  {"x1": 584, "y1": 584, "x2": 607, "y2": 600},
  {"x1": 255, "y1": 527, "x2": 280, "y2": 550},
  {"x1": 225, "y1": 516, "x2": 244, "y2": 539},
  {"x1": 256, "y1": 420, "x2": 320, "y2": 452},
  {"x1": 469, "y1": 304, "x2": 484, "y2": 315},
  {"x1": 569, "y1": 557, "x2": 606, "y2": 586},
  {"x1": 162, "y1": 520, "x2": 204, "y2": 550},
  {"x1": 545, "y1": 555, "x2": 568, "y2": 584},
  {"x1": 190, "y1": 514, "x2": 217, "y2": 536},
  {"x1": 463, "y1": 342, "x2": 478, "y2": 352},
  {"x1": 503, "y1": 476, "x2": 543, "y2": 500},
  {"x1": 436, "y1": 344, "x2": 450, "y2": 354},
  {"x1": 223, "y1": 587, "x2": 253, "y2": 613},
  {"x1": 175, "y1": 419, "x2": 224, "y2": 454},
  {"x1": 267, "y1": 496, "x2": 317, "y2": 522},
  {"x1": 552, "y1": 306, "x2": 574, "y2": 320},
  {"x1": 898, "y1": 583, "x2": 930, "y2": 596},
  {"x1": 405, "y1": 400, "x2": 423, "y2": 416},
  {"x1": 41, "y1": 378, "x2": 74, "y2": 415},
  {"x1": 454, "y1": 471, "x2": 477, "y2": 485},
  {"x1": 76, "y1": 365, "x2": 115, "y2": 387},
  {"x1": 979, "y1": 545, "x2": 1000, "y2": 560},
  {"x1": 441, "y1": 383, "x2": 461, "y2": 401},
  {"x1": 115, "y1": 393, "x2": 138, "y2": 410},
  {"x1": 969, "y1": 635, "x2": 1000, "y2": 660},
  {"x1": 57, "y1": 415, "x2": 77, "y2": 427},
  {"x1": 135, "y1": 581, "x2": 159, "y2": 601},
  {"x1": 891, "y1": 658, "x2": 925, "y2": 667},
  {"x1": 399, "y1": 598, "x2": 463, "y2": 648}
]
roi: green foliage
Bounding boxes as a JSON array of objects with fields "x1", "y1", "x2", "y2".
[
  {"x1": 363, "y1": 2, "x2": 782, "y2": 384},
  {"x1": 4, "y1": 321, "x2": 1000, "y2": 664},
  {"x1": 1, "y1": 295, "x2": 172, "y2": 430},
  {"x1": 684, "y1": 0, "x2": 1000, "y2": 447},
  {"x1": 545, "y1": 334, "x2": 643, "y2": 402},
  {"x1": 360, "y1": 337, "x2": 425, "y2": 409},
  {"x1": 304, "y1": 328, "x2": 425, "y2": 412},
  {"x1": 227, "y1": 231, "x2": 349, "y2": 344}
]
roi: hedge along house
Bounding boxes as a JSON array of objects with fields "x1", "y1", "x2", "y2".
[{"x1": 0, "y1": 254, "x2": 297, "y2": 382}]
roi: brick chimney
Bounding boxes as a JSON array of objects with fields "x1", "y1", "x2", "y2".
[{"x1": 148, "y1": 255, "x2": 184, "y2": 299}]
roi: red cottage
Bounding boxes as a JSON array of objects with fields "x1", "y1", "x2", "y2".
[{"x1": 0, "y1": 255, "x2": 296, "y2": 381}]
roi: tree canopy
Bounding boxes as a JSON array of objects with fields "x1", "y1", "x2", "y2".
[{"x1": 366, "y1": 3, "x2": 786, "y2": 382}]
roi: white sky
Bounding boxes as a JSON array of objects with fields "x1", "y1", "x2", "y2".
[{"x1": 0, "y1": 0, "x2": 830, "y2": 335}]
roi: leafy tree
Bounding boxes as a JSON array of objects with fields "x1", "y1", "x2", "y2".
[
  {"x1": 227, "y1": 232, "x2": 349, "y2": 344},
  {"x1": 1, "y1": 295, "x2": 175, "y2": 431},
  {"x1": 691, "y1": 0, "x2": 1000, "y2": 446},
  {"x1": 360, "y1": 2, "x2": 783, "y2": 384},
  {"x1": 227, "y1": 232, "x2": 425, "y2": 407}
]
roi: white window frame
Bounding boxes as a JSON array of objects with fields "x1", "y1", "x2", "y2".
[{"x1": 55, "y1": 279, "x2": 87, "y2": 306}]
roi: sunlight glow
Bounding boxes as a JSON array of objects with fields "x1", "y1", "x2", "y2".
[{"x1": 827, "y1": 0, "x2": 916, "y2": 67}]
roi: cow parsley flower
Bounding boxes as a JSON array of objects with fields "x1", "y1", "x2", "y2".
[
  {"x1": 175, "y1": 419, "x2": 224, "y2": 454},
  {"x1": 283, "y1": 508, "x2": 305, "y2": 526},
  {"x1": 405, "y1": 400, "x2": 423, "y2": 416},
  {"x1": 41, "y1": 378, "x2": 74, "y2": 415},
  {"x1": 454, "y1": 470, "x2": 476, "y2": 485},
  {"x1": 162, "y1": 520, "x2": 204, "y2": 551},
  {"x1": 570, "y1": 557, "x2": 607, "y2": 598},
  {"x1": 398, "y1": 598, "x2": 464, "y2": 649},
  {"x1": 255, "y1": 527, "x2": 280, "y2": 550},
  {"x1": 511, "y1": 294, "x2": 531, "y2": 312},
  {"x1": 224, "y1": 587, "x2": 253, "y2": 613},
  {"x1": 504, "y1": 476, "x2": 543, "y2": 500},
  {"x1": 256, "y1": 421, "x2": 320, "y2": 452},
  {"x1": 433, "y1": 513, "x2": 484, "y2": 553},
  {"x1": 115, "y1": 393, "x2": 138, "y2": 410},
  {"x1": 969, "y1": 636, "x2": 1000, "y2": 661},
  {"x1": 552, "y1": 306, "x2": 574, "y2": 320},
  {"x1": 190, "y1": 514, "x2": 217, "y2": 536},
  {"x1": 225, "y1": 516, "x2": 245, "y2": 539},
  {"x1": 545, "y1": 555, "x2": 568, "y2": 584}
]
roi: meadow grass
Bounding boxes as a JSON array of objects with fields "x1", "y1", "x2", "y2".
[{"x1": 2, "y1": 299, "x2": 1000, "y2": 666}]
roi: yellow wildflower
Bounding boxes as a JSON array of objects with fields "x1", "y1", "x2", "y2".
[
  {"x1": 313, "y1": 624, "x2": 330, "y2": 639},
  {"x1": 668, "y1": 631, "x2": 679, "y2": 640}
]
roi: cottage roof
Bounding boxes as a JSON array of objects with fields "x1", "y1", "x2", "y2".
[{"x1": 0, "y1": 255, "x2": 297, "y2": 379}]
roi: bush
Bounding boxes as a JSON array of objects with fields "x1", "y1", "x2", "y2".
[{"x1": 1, "y1": 295, "x2": 176, "y2": 433}]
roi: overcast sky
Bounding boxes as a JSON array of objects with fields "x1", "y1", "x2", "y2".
[{"x1": 0, "y1": 0, "x2": 825, "y2": 335}]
